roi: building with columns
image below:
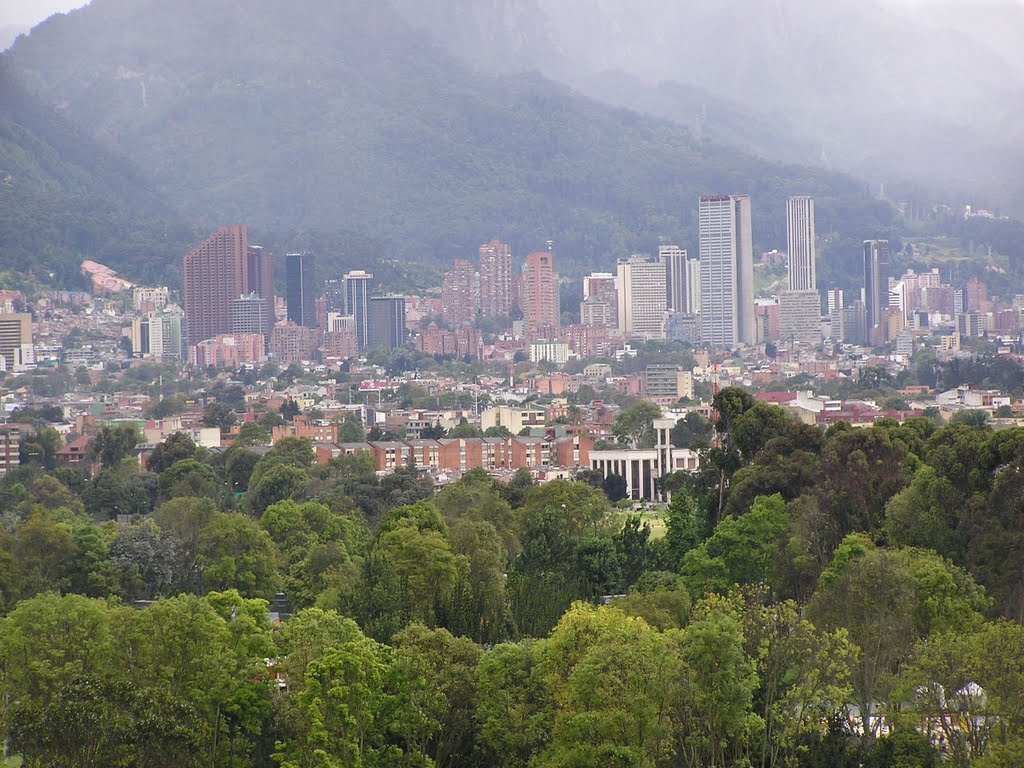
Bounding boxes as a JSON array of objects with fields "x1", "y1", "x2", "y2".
[{"x1": 589, "y1": 419, "x2": 700, "y2": 501}]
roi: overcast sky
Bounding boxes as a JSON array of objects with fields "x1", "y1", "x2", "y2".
[
  {"x1": 1, "y1": 1, "x2": 88, "y2": 35},
  {"x1": 1, "y1": 0, "x2": 1020, "y2": 42}
]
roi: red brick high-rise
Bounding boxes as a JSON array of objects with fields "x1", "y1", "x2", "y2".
[
  {"x1": 245, "y1": 244, "x2": 274, "y2": 303},
  {"x1": 523, "y1": 251, "x2": 560, "y2": 333},
  {"x1": 441, "y1": 259, "x2": 477, "y2": 327},
  {"x1": 184, "y1": 226, "x2": 248, "y2": 345},
  {"x1": 478, "y1": 239, "x2": 512, "y2": 318}
]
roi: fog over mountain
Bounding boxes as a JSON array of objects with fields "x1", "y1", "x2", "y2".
[
  {"x1": 391, "y1": 0, "x2": 1024, "y2": 214},
  {"x1": 4, "y1": 0, "x2": 896, "y2": 280}
]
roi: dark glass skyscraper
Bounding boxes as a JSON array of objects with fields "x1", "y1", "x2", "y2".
[
  {"x1": 344, "y1": 270, "x2": 373, "y2": 351},
  {"x1": 285, "y1": 252, "x2": 316, "y2": 328},
  {"x1": 863, "y1": 240, "x2": 890, "y2": 331},
  {"x1": 368, "y1": 296, "x2": 407, "y2": 350}
]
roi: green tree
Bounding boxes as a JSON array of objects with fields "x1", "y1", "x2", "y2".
[
  {"x1": 612, "y1": 401, "x2": 662, "y2": 448},
  {"x1": 196, "y1": 513, "x2": 280, "y2": 597},
  {"x1": 681, "y1": 494, "x2": 789, "y2": 599},
  {"x1": 146, "y1": 432, "x2": 198, "y2": 474},
  {"x1": 203, "y1": 401, "x2": 238, "y2": 433},
  {"x1": 89, "y1": 425, "x2": 140, "y2": 468},
  {"x1": 157, "y1": 458, "x2": 223, "y2": 503},
  {"x1": 234, "y1": 421, "x2": 272, "y2": 447}
]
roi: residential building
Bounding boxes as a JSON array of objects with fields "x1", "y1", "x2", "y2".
[
  {"x1": 271, "y1": 323, "x2": 320, "y2": 365},
  {"x1": 441, "y1": 259, "x2": 477, "y2": 327},
  {"x1": 285, "y1": 252, "x2": 316, "y2": 328},
  {"x1": 245, "y1": 245, "x2": 274, "y2": 302},
  {"x1": 0, "y1": 425, "x2": 20, "y2": 476},
  {"x1": 183, "y1": 226, "x2": 248, "y2": 345},
  {"x1": 529, "y1": 340, "x2": 570, "y2": 365},
  {"x1": 699, "y1": 195, "x2": 755, "y2": 347},
  {"x1": 523, "y1": 251, "x2": 560, "y2": 333},
  {"x1": 644, "y1": 365, "x2": 694, "y2": 403},
  {"x1": 192, "y1": 334, "x2": 265, "y2": 368},
  {"x1": 478, "y1": 239, "x2": 513, "y2": 318},
  {"x1": 616, "y1": 254, "x2": 667, "y2": 339}
]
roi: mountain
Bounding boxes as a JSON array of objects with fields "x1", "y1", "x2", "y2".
[
  {"x1": 389, "y1": 0, "x2": 1024, "y2": 216},
  {"x1": 0, "y1": 56, "x2": 196, "y2": 287},
  {"x1": 7, "y1": 0, "x2": 895, "y2": 287}
]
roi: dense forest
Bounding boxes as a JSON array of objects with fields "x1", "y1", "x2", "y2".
[{"x1": 1, "y1": 388, "x2": 1023, "y2": 766}]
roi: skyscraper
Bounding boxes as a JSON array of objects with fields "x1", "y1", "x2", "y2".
[
  {"x1": 441, "y1": 259, "x2": 478, "y2": 327},
  {"x1": 617, "y1": 254, "x2": 667, "y2": 339},
  {"x1": 523, "y1": 251, "x2": 560, "y2": 333},
  {"x1": 245, "y1": 245, "x2": 274, "y2": 302},
  {"x1": 478, "y1": 239, "x2": 513, "y2": 318},
  {"x1": 699, "y1": 195, "x2": 755, "y2": 347},
  {"x1": 685, "y1": 257, "x2": 702, "y2": 314},
  {"x1": 368, "y1": 296, "x2": 408, "y2": 350},
  {"x1": 344, "y1": 270, "x2": 373, "y2": 351},
  {"x1": 786, "y1": 196, "x2": 816, "y2": 291},
  {"x1": 286, "y1": 252, "x2": 316, "y2": 328},
  {"x1": 863, "y1": 240, "x2": 890, "y2": 331},
  {"x1": 183, "y1": 226, "x2": 248, "y2": 345},
  {"x1": 323, "y1": 278, "x2": 345, "y2": 313},
  {"x1": 781, "y1": 196, "x2": 821, "y2": 345},
  {"x1": 658, "y1": 245, "x2": 688, "y2": 313}
]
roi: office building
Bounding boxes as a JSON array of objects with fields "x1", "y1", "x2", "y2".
[
  {"x1": 344, "y1": 270, "x2": 373, "y2": 351},
  {"x1": 659, "y1": 245, "x2": 688, "y2": 313},
  {"x1": 580, "y1": 296, "x2": 614, "y2": 328},
  {"x1": 779, "y1": 290, "x2": 822, "y2": 345},
  {"x1": 826, "y1": 288, "x2": 845, "y2": 316},
  {"x1": 285, "y1": 252, "x2": 316, "y2": 328},
  {"x1": 323, "y1": 278, "x2": 345, "y2": 313},
  {"x1": 617, "y1": 255, "x2": 667, "y2": 339},
  {"x1": 245, "y1": 245, "x2": 274, "y2": 302},
  {"x1": 478, "y1": 239, "x2": 513, "y2": 318},
  {"x1": 0, "y1": 314, "x2": 32, "y2": 372},
  {"x1": 863, "y1": 240, "x2": 890, "y2": 332},
  {"x1": 183, "y1": 226, "x2": 248, "y2": 345},
  {"x1": 368, "y1": 296, "x2": 408, "y2": 350},
  {"x1": 786, "y1": 196, "x2": 817, "y2": 291},
  {"x1": 231, "y1": 293, "x2": 271, "y2": 345},
  {"x1": 699, "y1": 195, "x2": 755, "y2": 347},
  {"x1": 685, "y1": 257, "x2": 701, "y2": 314},
  {"x1": 131, "y1": 308, "x2": 183, "y2": 361},
  {"x1": 523, "y1": 251, "x2": 560, "y2": 333},
  {"x1": 441, "y1": 259, "x2": 477, "y2": 327}
]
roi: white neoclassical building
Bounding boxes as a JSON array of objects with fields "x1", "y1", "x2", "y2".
[{"x1": 589, "y1": 419, "x2": 700, "y2": 502}]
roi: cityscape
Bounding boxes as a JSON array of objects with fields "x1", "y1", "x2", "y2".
[{"x1": 2, "y1": 1, "x2": 1024, "y2": 766}]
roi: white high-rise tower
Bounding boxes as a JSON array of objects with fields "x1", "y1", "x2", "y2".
[
  {"x1": 699, "y1": 195, "x2": 754, "y2": 347},
  {"x1": 781, "y1": 196, "x2": 822, "y2": 344},
  {"x1": 786, "y1": 196, "x2": 816, "y2": 291}
]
